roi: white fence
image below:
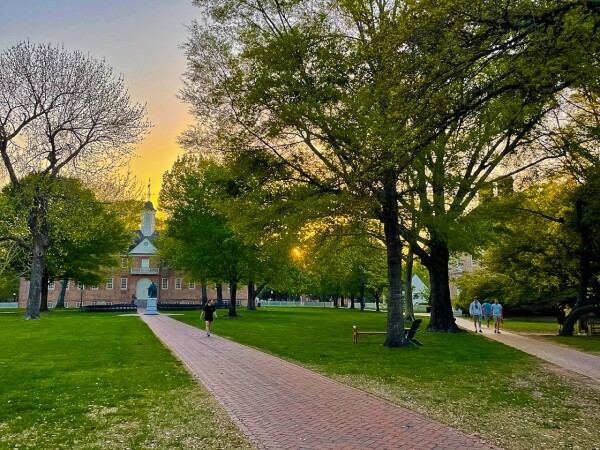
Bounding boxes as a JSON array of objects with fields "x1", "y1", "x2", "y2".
[
  {"x1": 0, "y1": 302, "x2": 18, "y2": 309},
  {"x1": 259, "y1": 300, "x2": 334, "y2": 308}
]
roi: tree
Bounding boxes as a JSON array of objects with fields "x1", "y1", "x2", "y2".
[
  {"x1": 159, "y1": 155, "x2": 261, "y2": 317},
  {"x1": 0, "y1": 176, "x2": 132, "y2": 308},
  {"x1": 0, "y1": 42, "x2": 150, "y2": 319},
  {"x1": 182, "y1": 0, "x2": 600, "y2": 339}
]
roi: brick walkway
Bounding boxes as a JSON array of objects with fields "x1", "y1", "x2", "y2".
[
  {"x1": 140, "y1": 313, "x2": 498, "y2": 450},
  {"x1": 454, "y1": 316, "x2": 600, "y2": 382}
]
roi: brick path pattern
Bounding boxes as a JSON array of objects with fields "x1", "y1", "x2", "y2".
[{"x1": 141, "y1": 314, "x2": 499, "y2": 450}]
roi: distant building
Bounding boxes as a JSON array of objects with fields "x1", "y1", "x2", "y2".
[
  {"x1": 448, "y1": 253, "x2": 479, "y2": 299},
  {"x1": 18, "y1": 201, "x2": 248, "y2": 308}
]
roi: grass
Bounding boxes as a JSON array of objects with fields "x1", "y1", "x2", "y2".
[
  {"x1": 176, "y1": 307, "x2": 600, "y2": 450},
  {"x1": 0, "y1": 309, "x2": 253, "y2": 450},
  {"x1": 500, "y1": 315, "x2": 600, "y2": 355}
]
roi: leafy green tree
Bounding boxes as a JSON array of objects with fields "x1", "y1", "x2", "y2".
[
  {"x1": 182, "y1": 0, "x2": 600, "y2": 339},
  {"x1": 159, "y1": 155, "x2": 264, "y2": 317},
  {"x1": 0, "y1": 42, "x2": 149, "y2": 319},
  {"x1": 0, "y1": 177, "x2": 132, "y2": 309}
]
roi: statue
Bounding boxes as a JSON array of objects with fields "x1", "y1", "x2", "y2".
[{"x1": 147, "y1": 281, "x2": 158, "y2": 299}]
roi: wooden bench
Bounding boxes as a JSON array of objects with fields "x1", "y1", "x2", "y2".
[
  {"x1": 353, "y1": 319, "x2": 423, "y2": 345},
  {"x1": 590, "y1": 321, "x2": 600, "y2": 336}
]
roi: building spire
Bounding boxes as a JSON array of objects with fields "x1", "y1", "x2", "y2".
[{"x1": 147, "y1": 178, "x2": 151, "y2": 202}]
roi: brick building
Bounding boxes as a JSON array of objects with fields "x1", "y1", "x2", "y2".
[{"x1": 18, "y1": 201, "x2": 248, "y2": 308}]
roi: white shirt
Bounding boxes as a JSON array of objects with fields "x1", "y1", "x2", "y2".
[{"x1": 469, "y1": 300, "x2": 482, "y2": 316}]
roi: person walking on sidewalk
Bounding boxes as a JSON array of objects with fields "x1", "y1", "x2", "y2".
[
  {"x1": 491, "y1": 298, "x2": 503, "y2": 334},
  {"x1": 482, "y1": 299, "x2": 492, "y2": 328},
  {"x1": 469, "y1": 297, "x2": 483, "y2": 333},
  {"x1": 202, "y1": 299, "x2": 218, "y2": 337}
]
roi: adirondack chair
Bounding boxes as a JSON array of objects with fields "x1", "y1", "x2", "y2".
[{"x1": 404, "y1": 318, "x2": 423, "y2": 346}]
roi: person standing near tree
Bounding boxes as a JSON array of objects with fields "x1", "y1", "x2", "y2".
[
  {"x1": 491, "y1": 298, "x2": 504, "y2": 334},
  {"x1": 469, "y1": 296, "x2": 483, "y2": 333},
  {"x1": 202, "y1": 299, "x2": 217, "y2": 337}
]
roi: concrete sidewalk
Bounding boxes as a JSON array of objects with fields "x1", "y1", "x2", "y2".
[
  {"x1": 141, "y1": 313, "x2": 499, "y2": 450},
  {"x1": 454, "y1": 316, "x2": 600, "y2": 382}
]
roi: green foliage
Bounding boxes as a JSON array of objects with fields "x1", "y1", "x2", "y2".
[
  {"x1": 159, "y1": 155, "x2": 261, "y2": 290},
  {"x1": 0, "y1": 176, "x2": 132, "y2": 286}
]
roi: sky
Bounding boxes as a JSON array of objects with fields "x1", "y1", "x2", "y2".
[{"x1": 0, "y1": 0, "x2": 201, "y2": 205}]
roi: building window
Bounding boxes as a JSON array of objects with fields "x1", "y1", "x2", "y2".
[
  {"x1": 120, "y1": 278, "x2": 128, "y2": 290},
  {"x1": 161, "y1": 278, "x2": 168, "y2": 290},
  {"x1": 471, "y1": 256, "x2": 478, "y2": 267},
  {"x1": 121, "y1": 257, "x2": 128, "y2": 268},
  {"x1": 76, "y1": 302, "x2": 82, "y2": 308},
  {"x1": 91, "y1": 285, "x2": 99, "y2": 290},
  {"x1": 65, "y1": 280, "x2": 70, "y2": 291},
  {"x1": 188, "y1": 281, "x2": 195, "y2": 290},
  {"x1": 77, "y1": 281, "x2": 84, "y2": 290},
  {"x1": 106, "y1": 302, "x2": 112, "y2": 306},
  {"x1": 175, "y1": 278, "x2": 182, "y2": 290},
  {"x1": 91, "y1": 301, "x2": 98, "y2": 306},
  {"x1": 48, "y1": 281, "x2": 55, "y2": 291},
  {"x1": 106, "y1": 278, "x2": 114, "y2": 290},
  {"x1": 64, "y1": 302, "x2": 69, "y2": 308},
  {"x1": 48, "y1": 302, "x2": 54, "y2": 308}
]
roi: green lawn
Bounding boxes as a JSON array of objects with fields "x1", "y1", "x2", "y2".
[
  {"x1": 176, "y1": 307, "x2": 600, "y2": 450},
  {"x1": 0, "y1": 309, "x2": 253, "y2": 450}
]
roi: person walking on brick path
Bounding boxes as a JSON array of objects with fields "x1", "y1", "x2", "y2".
[
  {"x1": 469, "y1": 296, "x2": 483, "y2": 333},
  {"x1": 201, "y1": 299, "x2": 217, "y2": 337},
  {"x1": 491, "y1": 298, "x2": 503, "y2": 334},
  {"x1": 482, "y1": 299, "x2": 492, "y2": 328}
]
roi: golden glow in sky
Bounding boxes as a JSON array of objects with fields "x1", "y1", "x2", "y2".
[{"x1": 0, "y1": 0, "x2": 200, "y2": 206}]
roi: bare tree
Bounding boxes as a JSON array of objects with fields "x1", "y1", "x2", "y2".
[{"x1": 0, "y1": 42, "x2": 150, "y2": 319}]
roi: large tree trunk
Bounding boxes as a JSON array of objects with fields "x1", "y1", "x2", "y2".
[
  {"x1": 561, "y1": 304, "x2": 599, "y2": 337},
  {"x1": 247, "y1": 281, "x2": 266, "y2": 311},
  {"x1": 427, "y1": 237, "x2": 460, "y2": 332},
  {"x1": 25, "y1": 232, "x2": 48, "y2": 320},
  {"x1": 349, "y1": 293, "x2": 355, "y2": 309},
  {"x1": 55, "y1": 277, "x2": 68, "y2": 308},
  {"x1": 247, "y1": 282, "x2": 256, "y2": 311},
  {"x1": 40, "y1": 270, "x2": 49, "y2": 312},
  {"x1": 382, "y1": 171, "x2": 407, "y2": 347},
  {"x1": 404, "y1": 247, "x2": 415, "y2": 321},
  {"x1": 228, "y1": 281, "x2": 238, "y2": 317}
]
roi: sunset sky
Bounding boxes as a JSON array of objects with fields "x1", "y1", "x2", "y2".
[{"x1": 0, "y1": 0, "x2": 200, "y2": 205}]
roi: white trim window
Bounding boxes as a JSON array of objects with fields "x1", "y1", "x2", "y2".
[
  {"x1": 188, "y1": 281, "x2": 196, "y2": 290},
  {"x1": 91, "y1": 285, "x2": 99, "y2": 290},
  {"x1": 120, "y1": 278, "x2": 128, "y2": 290},
  {"x1": 161, "y1": 278, "x2": 168, "y2": 290},
  {"x1": 91, "y1": 301, "x2": 98, "y2": 306},
  {"x1": 48, "y1": 302, "x2": 54, "y2": 308},
  {"x1": 76, "y1": 302, "x2": 83, "y2": 308},
  {"x1": 175, "y1": 278, "x2": 182, "y2": 290},
  {"x1": 48, "y1": 281, "x2": 55, "y2": 291},
  {"x1": 65, "y1": 280, "x2": 70, "y2": 291},
  {"x1": 106, "y1": 302, "x2": 113, "y2": 306},
  {"x1": 121, "y1": 257, "x2": 128, "y2": 268},
  {"x1": 106, "y1": 278, "x2": 114, "y2": 290},
  {"x1": 77, "y1": 281, "x2": 84, "y2": 290},
  {"x1": 64, "y1": 302, "x2": 69, "y2": 308}
]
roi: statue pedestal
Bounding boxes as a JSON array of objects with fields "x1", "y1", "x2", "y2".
[{"x1": 145, "y1": 297, "x2": 159, "y2": 315}]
